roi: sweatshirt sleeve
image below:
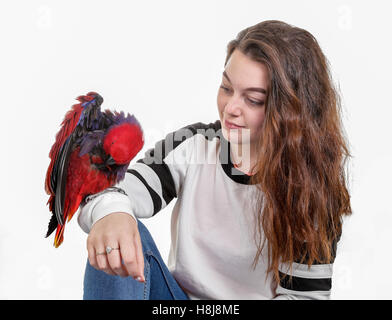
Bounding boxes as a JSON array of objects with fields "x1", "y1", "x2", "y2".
[
  {"x1": 272, "y1": 261, "x2": 334, "y2": 300},
  {"x1": 272, "y1": 237, "x2": 340, "y2": 300},
  {"x1": 77, "y1": 122, "x2": 201, "y2": 233}
]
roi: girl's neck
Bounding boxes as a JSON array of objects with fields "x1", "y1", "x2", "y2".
[{"x1": 230, "y1": 143, "x2": 256, "y2": 176}]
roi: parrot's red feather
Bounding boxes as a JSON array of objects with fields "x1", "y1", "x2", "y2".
[{"x1": 103, "y1": 122, "x2": 144, "y2": 164}]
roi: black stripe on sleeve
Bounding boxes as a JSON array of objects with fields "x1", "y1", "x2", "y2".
[
  {"x1": 134, "y1": 159, "x2": 178, "y2": 209},
  {"x1": 278, "y1": 271, "x2": 332, "y2": 292},
  {"x1": 127, "y1": 168, "x2": 163, "y2": 216}
]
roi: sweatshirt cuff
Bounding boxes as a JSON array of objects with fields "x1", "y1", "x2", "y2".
[{"x1": 78, "y1": 192, "x2": 137, "y2": 233}]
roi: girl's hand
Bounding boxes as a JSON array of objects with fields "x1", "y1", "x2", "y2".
[{"x1": 86, "y1": 212, "x2": 145, "y2": 282}]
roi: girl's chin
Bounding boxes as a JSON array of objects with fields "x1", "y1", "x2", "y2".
[
  {"x1": 224, "y1": 126, "x2": 251, "y2": 134},
  {"x1": 223, "y1": 129, "x2": 250, "y2": 143}
]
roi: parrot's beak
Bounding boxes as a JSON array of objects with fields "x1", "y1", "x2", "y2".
[{"x1": 106, "y1": 155, "x2": 116, "y2": 165}]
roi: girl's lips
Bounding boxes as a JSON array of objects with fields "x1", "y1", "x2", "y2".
[{"x1": 225, "y1": 120, "x2": 244, "y2": 129}]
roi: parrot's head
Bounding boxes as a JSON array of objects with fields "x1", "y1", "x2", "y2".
[{"x1": 102, "y1": 117, "x2": 144, "y2": 166}]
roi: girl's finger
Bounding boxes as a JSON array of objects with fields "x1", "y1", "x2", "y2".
[
  {"x1": 95, "y1": 245, "x2": 116, "y2": 276},
  {"x1": 133, "y1": 231, "x2": 145, "y2": 282},
  {"x1": 106, "y1": 243, "x2": 127, "y2": 277},
  {"x1": 119, "y1": 236, "x2": 139, "y2": 279},
  {"x1": 87, "y1": 248, "x2": 98, "y2": 270}
]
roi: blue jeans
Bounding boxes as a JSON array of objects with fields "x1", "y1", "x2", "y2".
[{"x1": 83, "y1": 219, "x2": 191, "y2": 300}]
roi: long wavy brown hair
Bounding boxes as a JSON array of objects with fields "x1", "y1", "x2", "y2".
[{"x1": 224, "y1": 20, "x2": 352, "y2": 282}]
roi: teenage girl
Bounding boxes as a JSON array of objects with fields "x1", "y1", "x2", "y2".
[{"x1": 78, "y1": 20, "x2": 352, "y2": 300}]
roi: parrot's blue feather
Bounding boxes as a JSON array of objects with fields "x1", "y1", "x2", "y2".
[
  {"x1": 79, "y1": 131, "x2": 105, "y2": 157},
  {"x1": 115, "y1": 164, "x2": 128, "y2": 182},
  {"x1": 112, "y1": 111, "x2": 141, "y2": 128},
  {"x1": 79, "y1": 139, "x2": 96, "y2": 157}
]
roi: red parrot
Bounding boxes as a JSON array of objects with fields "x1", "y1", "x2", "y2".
[{"x1": 44, "y1": 92, "x2": 144, "y2": 247}]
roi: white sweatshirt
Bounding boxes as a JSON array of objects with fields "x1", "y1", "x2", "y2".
[{"x1": 78, "y1": 120, "x2": 336, "y2": 300}]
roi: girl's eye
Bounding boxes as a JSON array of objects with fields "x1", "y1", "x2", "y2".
[
  {"x1": 220, "y1": 85, "x2": 230, "y2": 92},
  {"x1": 247, "y1": 98, "x2": 264, "y2": 106},
  {"x1": 220, "y1": 85, "x2": 264, "y2": 106}
]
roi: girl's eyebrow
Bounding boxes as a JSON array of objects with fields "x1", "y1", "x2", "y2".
[{"x1": 223, "y1": 71, "x2": 267, "y2": 95}]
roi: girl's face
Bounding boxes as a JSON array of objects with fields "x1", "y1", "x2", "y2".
[{"x1": 217, "y1": 49, "x2": 269, "y2": 148}]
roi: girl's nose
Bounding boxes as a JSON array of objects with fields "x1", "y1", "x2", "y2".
[{"x1": 224, "y1": 96, "x2": 243, "y2": 115}]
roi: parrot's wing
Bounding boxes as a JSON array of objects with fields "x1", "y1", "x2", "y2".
[
  {"x1": 45, "y1": 92, "x2": 103, "y2": 196},
  {"x1": 53, "y1": 134, "x2": 75, "y2": 226},
  {"x1": 45, "y1": 104, "x2": 83, "y2": 196}
]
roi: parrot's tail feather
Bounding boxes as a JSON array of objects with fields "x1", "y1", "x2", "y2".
[
  {"x1": 67, "y1": 194, "x2": 83, "y2": 223},
  {"x1": 52, "y1": 194, "x2": 82, "y2": 247},
  {"x1": 53, "y1": 199, "x2": 71, "y2": 247},
  {"x1": 54, "y1": 224, "x2": 65, "y2": 248},
  {"x1": 46, "y1": 214, "x2": 58, "y2": 238}
]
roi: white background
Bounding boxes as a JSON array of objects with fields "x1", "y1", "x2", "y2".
[{"x1": 0, "y1": 0, "x2": 391, "y2": 299}]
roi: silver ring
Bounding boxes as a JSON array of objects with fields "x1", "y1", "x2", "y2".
[
  {"x1": 96, "y1": 246, "x2": 120, "y2": 256},
  {"x1": 105, "y1": 246, "x2": 119, "y2": 254}
]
